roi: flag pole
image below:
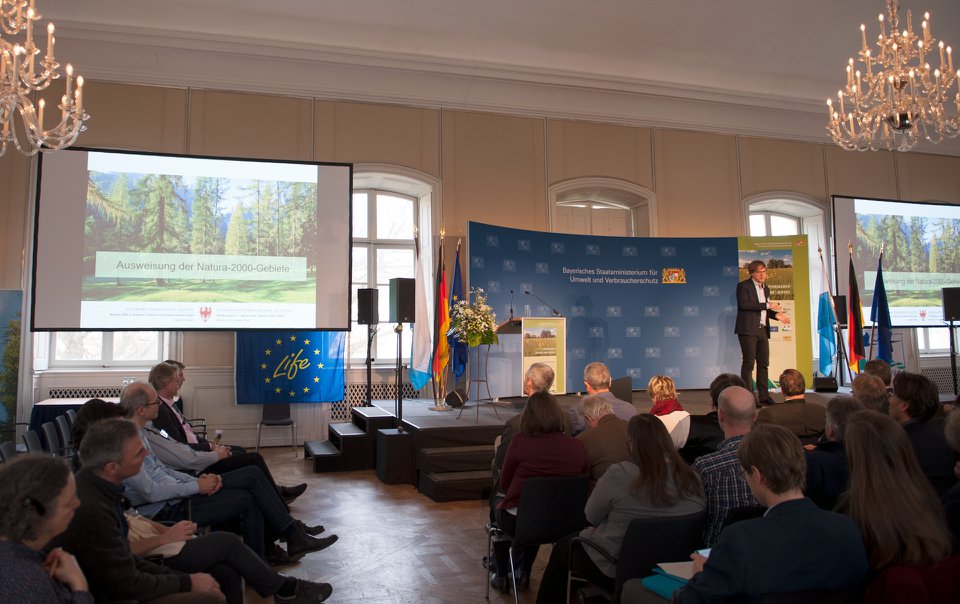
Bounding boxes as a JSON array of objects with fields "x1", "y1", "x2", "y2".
[
  {"x1": 819, "y1": 246, "x2": 847, "y2": 379},
  {"x1": 868, "y1": 243, "x2": 884, "y2": 361}
]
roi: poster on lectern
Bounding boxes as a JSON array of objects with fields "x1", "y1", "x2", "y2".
[{"x1": 521, "y1": 317, "x2": 566, "y2": 394}]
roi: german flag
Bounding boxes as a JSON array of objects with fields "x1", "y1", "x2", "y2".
[{"x1": 847, "y1": 254, "x2": 865, "y2": 373}]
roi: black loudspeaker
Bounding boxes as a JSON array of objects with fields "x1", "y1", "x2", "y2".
[
  {"x1": 943, "y1": 288, "x2": 960, "y2": 321},
  {"x1": 833, "y1": 295, "x2": 847, "y2": 327},
  {"x1": 358, "y1": 288, "x2": 379, "y2": 325},
  {"x1": 389, "y1": 278, "x2": 415, "y2": 323},
  {"x1": 813, "y1": 376, "x2": 839, "y2": 392},
  {"x1": 445, "y1": 388, "x2": 467, "y2": 408}
]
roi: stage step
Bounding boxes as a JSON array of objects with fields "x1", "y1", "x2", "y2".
[
  {"x1": 417, "y1": 445, "x2": 494, "y2": 474},
  {"x1": 409, "y1": 424, "x2": 504, "y2": 449},
  {"x1": 328, "y1": 422, "x2": 375, "y2": 470},
  {"x1": 303, "y1": 440, "x2": 344, "y2": 473},
  {"x1": 352, "y1": 406, "x2": 396, "y2": 434},
  {"x1": 419, "y1": 469, "x2": 492, "y2": 502}
]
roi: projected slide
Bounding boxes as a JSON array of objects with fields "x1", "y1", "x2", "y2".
[
  {"x1": 33, "y1": 150, "x2": 352, "y2": 331},
  {"x1": 834, "y1": 195, "x2": 960, "y2": 327}
]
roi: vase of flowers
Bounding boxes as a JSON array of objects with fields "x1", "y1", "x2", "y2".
[{"x1": 449, "y1": 287, "x2": 499, "y2": 347}]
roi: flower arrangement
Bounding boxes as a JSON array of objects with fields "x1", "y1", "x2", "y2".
[{"x1": 450, "y1": 287, "x2": 499, "y2": 347}]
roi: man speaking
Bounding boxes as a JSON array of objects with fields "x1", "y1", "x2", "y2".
[{"x1": 736, "y1": 260, "x2": 790, "y2": 405}]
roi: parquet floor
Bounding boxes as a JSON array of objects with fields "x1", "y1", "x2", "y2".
[{"x1": 254, "y1": 447, "x2": 543, "y2": 603}]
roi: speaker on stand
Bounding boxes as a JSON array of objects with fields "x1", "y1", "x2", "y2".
[
  {"x1": 943, "y1": 288, "x2": 960, "y2": 396},
  {"x1": 389, "y1": 278, "x2": 415, "y2": 429},
  {"x1": 358, "y1": 288, "x2": 379, "y2": 406}
]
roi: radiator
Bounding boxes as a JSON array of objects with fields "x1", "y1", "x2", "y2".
[
  {"x1": 332, "y1": 382, "x2": 418, "y2": 421},
  {"x1": 48, "y1": 386, "x2": 123, "y2": 399},
  {"x1": 919, "y1": 366, "x2": 959, "y2": 396}
]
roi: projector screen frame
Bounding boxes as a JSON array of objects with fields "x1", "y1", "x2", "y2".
[
  {"x1": 31, "y1": 147, "x2": 354, "y2": 332},
  {"x1": 832, "y1": 193, "x2": 960, "y2": 329}
]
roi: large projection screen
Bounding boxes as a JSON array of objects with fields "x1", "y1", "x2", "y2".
[
  {"x1": 33, "y1": 149, "x2": 352, "y2": 331},
  {"x1": 833, "y1": 195, "x2": 960, "y2": 328}
]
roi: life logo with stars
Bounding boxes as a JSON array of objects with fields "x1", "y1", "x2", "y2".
[{"x1": 235, "y1": 331, "x2": 346, "y2": 404}]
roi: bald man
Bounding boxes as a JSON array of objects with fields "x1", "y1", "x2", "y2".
[{"x1": 692, "y1": 386, "x2": 762, "y2": 546}]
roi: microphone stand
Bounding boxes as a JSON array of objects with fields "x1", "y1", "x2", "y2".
[{"x1": 524, "y1": 290, "x2": 563, "y2": 317}]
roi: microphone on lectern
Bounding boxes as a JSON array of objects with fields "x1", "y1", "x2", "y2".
[{"x1": 524, "y1": 290, "x2": 563, "y2": 317}]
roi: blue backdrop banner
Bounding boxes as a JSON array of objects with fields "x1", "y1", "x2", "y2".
[
  {"x1": 468, "y1": 222, "x2": 741, "y2": 391},
  {"x1": 236, "y1": 331, "x2": 345, "y2": 404}
]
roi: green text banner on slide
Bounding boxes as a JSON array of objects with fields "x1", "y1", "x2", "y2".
[{"x1": 737, "y1": 235, "x2": 813, "y2": 390}]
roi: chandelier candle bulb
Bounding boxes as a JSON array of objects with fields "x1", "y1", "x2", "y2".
[
  {"x1": 46, "y1": 23, "x2": 53, "y2": 59},
  {"x1": 37, "y1": 98, "x2": 44, "y2": 131},
  {"x1": 65, "y1": 63, "x2": 72, "y2": 99},
  {"x1": 862, "y1": 24, "x2": 868, "y2": 51},
  {"x1": 75, "y1": 76, "x2": 82, "y2": 106}
]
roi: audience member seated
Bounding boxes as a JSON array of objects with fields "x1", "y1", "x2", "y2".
[
  {"x1": 124, "y1": 512, "x2": 332, "y2": 603},
  {"x1": 575, "y1": 395, "x2": 631, "y2": 491},
  {"x1": 118, "y1": 382, "x2": 336, "y2": 564},
  {"x1": 149, "y1": 362, "x2": 244, "y2": 454},
  {"x1": 852, "y1": 373, "x2": 890, "y2": 414},
  {"x1": 492, "y1": 362, "x2": 559, "y2": 483},
  {"x1": 940, "y1": 411, "x2": 960, "y2": 551},
  {"x1": 647, "y1": 374, "x2": 691, "y2": 449},
  {"x1": 838, "y1": 411, "x2": 952, "y2": 573},
  {"x1": 536, "y1": 414, "x2": 705, "y2": 603},
  {"x1": 0, "y1": 455, "x2": 93, "y2": 604},
  {"x1": 888, "y1": 372, "x2": 958, "y2": 498},
  {"x1": 680, "y1": 373, "x2": 744, "y2": 465},
  {"x1": 569, "y1": 362, "x2": 637, "y2": 435},
  {"x1": 692, "y1": 386, "x2": 761, "y2": 546},
  {"x1": 62, "y1": 418, "x2": 222, "y2": 603},
  {"x1": 490, "y1": 391, "x2": 588, "y2": 593},
  {"x1": 756, "y1": 368, "x2": 825, "y2": 444},
  {"x1": 863, "y1": 358, "x2": 893, "y2": 391},
  {"x1": 676, "y1": 424, "x2": 868, "y2": 602},
  {"x1": 164, "y1": 359, "x2": 188, "y2": 413},
  {"x1": 804, "y1": 395, "x2": 862, "y2": 510}
]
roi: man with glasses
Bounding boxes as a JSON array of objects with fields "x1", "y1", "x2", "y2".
[
  {"x1": 735, "y1": 260, "x2": 790, "y2": 406},
  {"x1": 119, "y1": 381, "x2": 337, "y2": 565}
]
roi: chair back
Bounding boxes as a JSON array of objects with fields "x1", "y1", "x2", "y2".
[
  {"x1": 615, "y1": 510, "x2": 707, "y2": 593},
  {"x1": 513, "y1": 474, "x2": 589, "y2": 546},
  {"x1": 0, "y1": 440, "x2": 17, "y2": 462},
  {"x1": 55, "y1": 414, "x2": 73, "y2": 449},
  {"x1": 261, "y1": 403, "x2": 294, "y2": 424},
  {"x1": 22, "y1": 429, "x2": 44, "y2": 453},
  {"x1": 66, "y1": 408, "x2": 77, "y2": 424},
  {"x1": 41, "y1": 422, "x2": 63, "y2": 454}
]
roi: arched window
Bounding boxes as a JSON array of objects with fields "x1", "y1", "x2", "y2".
[
  {"x1": 350, "y1": 166, "x2": 437, "y2": 367},
  {"x1": 549, "y1": 178, "x2": 656, "y2": 237}
]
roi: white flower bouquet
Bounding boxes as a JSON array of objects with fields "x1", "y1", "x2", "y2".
[{"x1": 450, "y1": 287, "x2": 499, "y2": 347}]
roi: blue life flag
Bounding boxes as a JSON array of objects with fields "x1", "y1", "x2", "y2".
[
  {"x1": 448, "y1": 245, "x2": 468, "y2": 380},
  {"x1": 870, "y1": 256, "x2": 893, "y2": 364},
  {"x1": 236, "y1": 331, "x2": 345, "y2": 404}
]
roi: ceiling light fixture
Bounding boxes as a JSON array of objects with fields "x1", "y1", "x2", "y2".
[
  {"x1": 827, "y1": 0, "x2": 958, "y2": 151},
  {"x1": 1, "y1": 0, "x2": 89, "y2": 156}
]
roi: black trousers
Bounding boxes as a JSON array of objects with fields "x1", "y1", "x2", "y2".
[
  {"x1": 738, "y1": 329, "x2": 770, "y2": 402},
  {"x1": 164, "y1": 531, "x2": 284, "y2": 604},
  {"x1": 536, "y1": 532, "x2": 613, "y2": 604}
]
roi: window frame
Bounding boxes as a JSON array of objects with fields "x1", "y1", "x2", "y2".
[{"x1": 43, "y1": 330, "x2": 170, "y2": 369}]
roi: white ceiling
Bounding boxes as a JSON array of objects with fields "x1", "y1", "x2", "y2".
[{"x1": 33, "y1": 0, "x2": 960, "y2": 155}]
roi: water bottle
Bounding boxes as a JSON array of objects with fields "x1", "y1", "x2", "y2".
[
  {"x1": 214, "y1": 430, "x2": 223, "y2": 446},
  {"x1": 121, "y1": 376, "x2": 129, "y2": 391}
]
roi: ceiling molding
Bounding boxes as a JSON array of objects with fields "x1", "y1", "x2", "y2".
[{"x1": 51, "y1": 22, "x2": 960, "y2": 157}]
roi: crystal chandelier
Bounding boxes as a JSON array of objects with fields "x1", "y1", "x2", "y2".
[
  {"x1": 0, "y1": 0, "x2": 88, "y2": 156},
  {"x1": 826, "y1": 0, "x2": 959, "y2": 152}
]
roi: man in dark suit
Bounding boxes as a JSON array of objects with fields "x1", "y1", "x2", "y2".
[
  {"x1": 889, "y1": 372, "x2": 958, "y2": 498},
  {"x1": 575, "y1": 395, "x2": 630, "y2": 490},
  {"x1": 735, "y1": 260, "x2": 790, "y2": 405},
  {"x1": 756, "y1": 369, "x2": 826, "y2": 445},
  {"x1": 805, "y1": 395, "x2": 863, "y2": 510},
  {"x1": 678, "y1": 424, "x2": 868, "y2": 602}
]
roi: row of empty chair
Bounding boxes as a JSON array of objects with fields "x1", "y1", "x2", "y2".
[{"x1": 0, "y1": 408, "x2": 77, "y2": 464}]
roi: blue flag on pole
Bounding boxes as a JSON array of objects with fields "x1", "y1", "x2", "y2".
[
  {"x1": 448, "y1": 244, "x2": 467, "y2": 380},
  {"x1": 817, "y1": 256, "x2": 837, "y2": 376},
  {"x1": 235, "y1": 331, "x2": 345, "y2": 404},
  {"x1": 870, "y1": 255, "x2": 893, "y2": 364}
]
